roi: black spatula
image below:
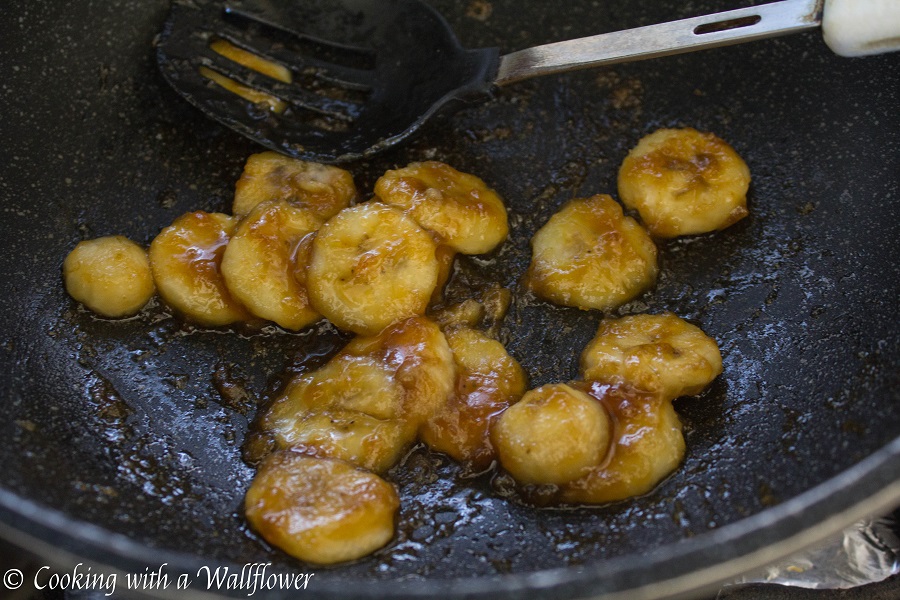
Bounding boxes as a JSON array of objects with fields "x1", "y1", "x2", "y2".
[{"x1": 156, "y1": 0, "x2": 898, "y2": 163}]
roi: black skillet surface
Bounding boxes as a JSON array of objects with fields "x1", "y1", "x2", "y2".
[{"x1": 0, "y1": 0, "x2": 899, "y2": 598}]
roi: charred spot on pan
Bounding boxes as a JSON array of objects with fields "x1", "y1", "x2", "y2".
[
  {"x1": 758, "y1": 482, "x2": 779, "y2": 507},
  {"x1": 465, "y1": 0, "x2": 493, "y2": 22},
  {"x1": 86, "y1": 375, "x2": 133, "y2": 429},
  {"x1": 211, "y1": 361, "x2": 257, "y2": 415}
]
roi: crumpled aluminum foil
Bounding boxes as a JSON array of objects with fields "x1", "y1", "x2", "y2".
[{"x1": 734, "y1": 514, "x2": 900, "y2": 589}]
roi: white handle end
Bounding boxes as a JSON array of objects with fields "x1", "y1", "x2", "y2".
[{"x1": 823, "y1": 0, "x2": 900, "y2": 57}]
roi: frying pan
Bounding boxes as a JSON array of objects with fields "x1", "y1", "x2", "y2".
[{"x1": 1, "y1": 0, "x2": 898, "y2": 598}]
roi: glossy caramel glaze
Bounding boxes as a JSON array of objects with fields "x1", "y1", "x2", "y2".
[
  {"x1": 232, "y1": 151, "x2": 357, "y2": 218},
  {"x1": 260, "y1": 316, "x2": 455, "y2": 473},
  {"x1": 420, "y1": 327, "x2": 527, "y2": 471},
  {"x1": 220, "y1": 199, "x2": 321, "y2": 331},
  {"x1": 200, "y1": 39, "x2": 292, "y2": 114},
  {"x1": 526, "y1": 194, "x2": 658, "y2": 311},
  {"x1": 210, "y1": 38, "x2": 292, "y2": 83},
  {"x1": 581, "y1": 312, "x2": 723, "y2": 400},
  {"x1": 149, "y1": 211, "x2": 250, "y2": 326},
  {"x1": 245, "y1": 452, "x2": 399, "y2": 565},
  {"x1": 492, "y1": 383, "x2": 612, "y2": 486},
  {"x1": 559, "y1": 381, "x2": 685, "y2": 505},
  {"x1": 306, "y1": 203, "x2": 440, "y2": 335},
  {"x1": 618, "y1": 128, "x2": 750, "y2": 238},
  {"x1": 374, "y1": 161, "x2": 509, "y2": 255}
]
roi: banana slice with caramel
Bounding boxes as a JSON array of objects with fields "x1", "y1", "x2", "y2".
[
  {"x1": 491, "y1": 381, "x2": 688, "y2": 504},
  {"x1": 245, "y1": 452, "x2": 399, "y2": 565},
  {"x1": 420, "y1": 326, "x2": 527, "y2": 470},
  {"x1": 220, "y1": 199, "x2": 321, "y2": 331},
  {"x1": 149, "y1": 211, "x2": 250, "y2": 326},
  {"x1": 525, "y1": 194, "x2": 658, "y2": 311},
  {"x1": 64, "y1": 235, "x2": 156, "y2": 318},
  {"x1": 491, "y1": 383, "x2": 612, "y2": 486},
  {"x1": 232, "y1": 151, "x2": 357, "y2": 219},
  {"x1": 265, "y1": 353, "x2": 412, "y2": 472},
  {"x1": 581, "y1": 313, "x2": 722, "y2": 400},
  {"x1": 374, "y1": 161, "x2": 509, "y2": 255},
  {"x1": 618, "y1": 128, "x2": 751, "y2": 238},
  {"x1": 307, "y1": 202, "x2": 440, "y2": 336},
  {"x1": 560, "y1": 382, "x2": 686, "y2": 505},
  {"x1": 260, "y1": 316, "x2": 455, "y2": 473}
]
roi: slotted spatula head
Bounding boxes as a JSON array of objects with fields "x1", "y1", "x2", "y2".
[{"x1": 157, "y1": 0, "x2": 500, "y2": 163}]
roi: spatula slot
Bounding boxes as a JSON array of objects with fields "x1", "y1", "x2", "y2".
[
  {"x1": 198, "y1": 57, "x2": 362, "y2": 122},
  {"x1": 198, "y1": 64, "x2": 289, "y2": 114},
  {"x1": 206, "y1": 34, "x2": 371, "y2": 106},
  {"x1": 208, "y1": 37, "x2": 292, "y2": 83},
  {"x1": 694, "y1": 15, "x2": 762, "y2": 36},
  {"x1": 222, "y1": 6, "x2": 376, "y2": 72},
  {"x1": 291, "y1": 66, "x2": 371, "y2": 105}
]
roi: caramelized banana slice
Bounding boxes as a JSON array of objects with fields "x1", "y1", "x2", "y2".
[
  {"x1": 420, "y1": 327, "x2": 527, "y2": 470},
  {"x1": 220, "y1": 199, "x2": 321, "y2": 331},
  {"x1": 618, "y1": 128, "x2": 751, "y2": 237},
  {"x1": 526, "y1": 195, "x2": 658, "y2": 311},
  {"x1": 245, "y1": 452, "x2": 399, "y2": 565},
  {"x1": 561, "y1": 382, "x2": 685, "y2": 504},
  {"x1": 374, "y1": 161, "x2": 509, "y2": 255},
  {"x1": 261, "y1": 316, "x2": 455, "y2": 473},
  {"x1": 265, "y1": 354, "x2": 413, "y2": 472},
  {"x1": 232, "y1": 151, "x2": 356, "y2": 219},
  {"x1": 581, "y1": 313, "x2": 723, "y2": 400},
  {"x1": 149, "y1": 212, "x2": 249, "y2": 326},
  {"x1": 64, "y1": 236, "x2": 155, "y2": 318},
  {"x1": 307, "y1": 203, "x2": 439, "y2": 335},
  {"x1": 339, "y1": 316, "x2": 456, "y2": 430},
  {"x1": 276, "y1": 412, "x2": 413, "y2": 474},
  {"x1": 491, "y1": 383, "x2": 612, "y2": 485}
]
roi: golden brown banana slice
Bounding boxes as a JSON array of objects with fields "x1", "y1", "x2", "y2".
[
  {"x1": 491, "y1": 383, "x2": 612, "y2": 486},
  {"x1": 374, "y1": 161, "x2": 509, "y2": 255},
  {"x1": 339, "y1": 316, "x2": 456, "y2": 429},
  {"x1": 281, "y1": 354, "x2": 406, "y2": 419},
  {"x1": 149, "y1": 212, "x2": 250, "y2": 326},
  {"x1": 260, "y1": 316, "x2": 455, "y2": 473},
  {"x1": 525, "y1": 194, "x2": 658, "y2": 311},
  {"x1": 307, "y1": 203, "x2": 440, "y2": 335},
  {"x1": 63, "y1": 236, "x2": 156, "y2": 318},
  {"x1": 618, "y1": 128, "x2": 751, "y2": 238},
  {"x1": 274, "y1": 411, "x2": 413, "y2": 474},
  {"x1": 581, "y1": 313, "x2": 723, "y2": 400},
  {"x1": 245, "y1": 452, "x2": 399, "y2": 565},
  {"x1": 264, "y1": 353, "x2": 413, "y2": 473},
  {"x1": 232, "y1": 151, "x2": 357, "y2": 219},
  {"x1": 220, "y1": 199, "x2": 321, "y2": 331},
  {"x1": 560, "y1": 382, "x2": 685, "y2": 504},
  {"x1": 420, "y1": 327, "x2": 527, "y2": 470}
]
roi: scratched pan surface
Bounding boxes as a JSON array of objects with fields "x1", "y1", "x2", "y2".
[{"x1": 0, "y1": 0, "x2": 899, "y2": 598}]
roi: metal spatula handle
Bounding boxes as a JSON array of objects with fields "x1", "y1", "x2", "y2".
[{"x1": 495, "y1": 0, "x2": 900, "y2": 86}]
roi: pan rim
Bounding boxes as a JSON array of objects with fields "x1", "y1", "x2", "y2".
[{"x1": 1, "y1": 436, "x2": 899, "y2": 599}]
